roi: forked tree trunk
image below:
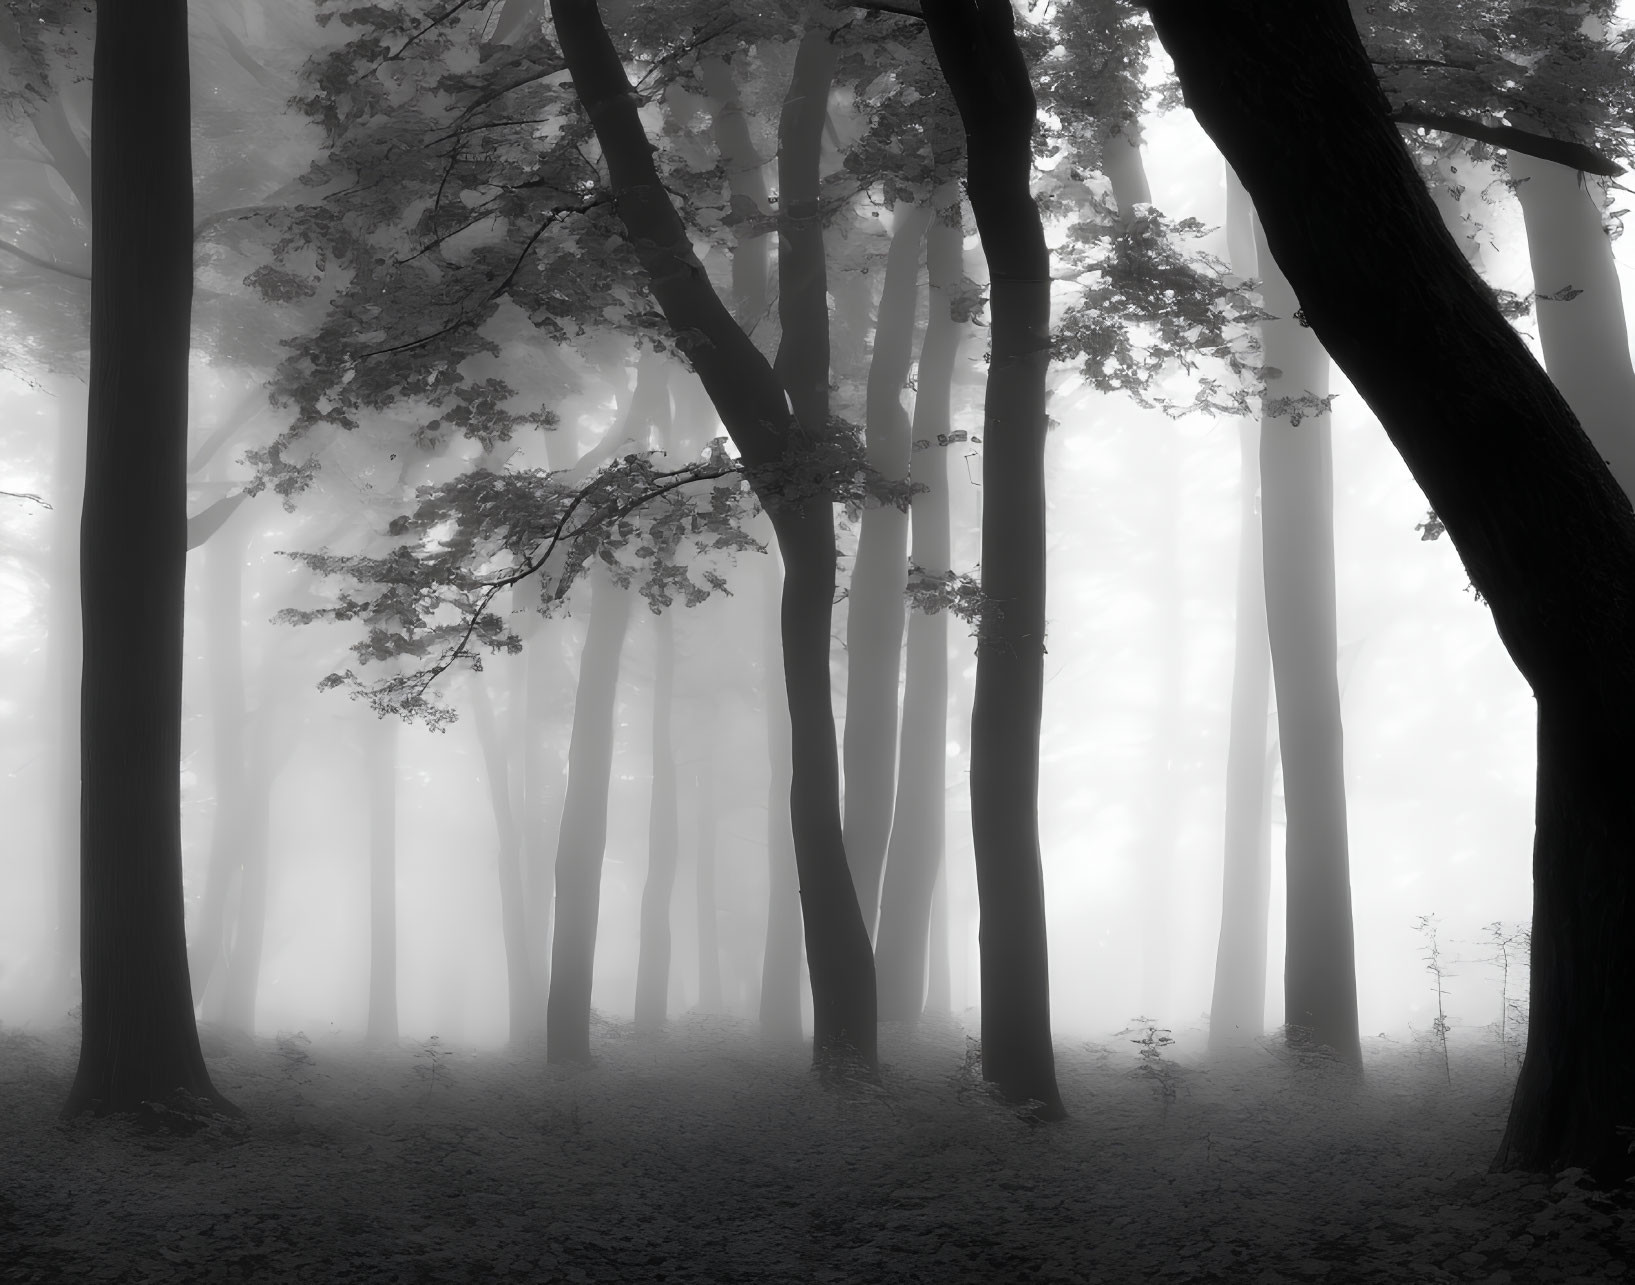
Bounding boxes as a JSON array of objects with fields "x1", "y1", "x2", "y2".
[
  {"x1": 875, "y1": 199, "x2": 964, "y2": 1022},
  {"x1": 923, "y1": 0, "x2": 1062, "y2": 1115},
  {"x1": 1209, "y1": 164, "x2": 1273, "y2": 1052},
  {"x1": 64, "y1": 0, "x2": 231, "y2": 1116},
  {"x1": 550, "y1": 0, "x2": 875, "y2": 1064},
  {"x1": 843, "y1": 201, "x2": 930, "y2": 935},
  {"x1": 1252, "y1": 210, "x2": 1360, "y2": 1067},
  {"x1": 1149, "y1": 0, "x2": 1635, "y2": 1179}
]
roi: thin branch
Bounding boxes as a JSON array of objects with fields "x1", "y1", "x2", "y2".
[
  {"x1": 852, "y1": 0, "x2": 925, "y2": 18},
  {"x1": 0, "y1": 238, "x2": 89, "y2": 281},
  {"x1": 1392, "y1": 107, "x2": 1625, "y2": 176},
  {"x1": 382, "y1": 0, "x2": 483, "y2": 64},
  {"x1": 0, "y1": 489, "x2": 51, "y2": 508}
]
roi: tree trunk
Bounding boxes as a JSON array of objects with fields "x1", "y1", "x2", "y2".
[
  {"x1": 64, "y1": 0, "x2": 231, "y2": 1116},
  {"x1": 875, "y1": 198, "x2": 964, "y2": 1022},
  {"x1": 923, "y1": 0, "x2": 1062, "y2": 1115},
  {"x1": 843, "y1": 201, "x2": 930, "y2": 935},
  {"x1": 926, "y1": 852, "x2": 951, "y2": 1015},
  {"x1": 550, "y1": 0, "x2": 875, "y2": 1065},
  {"x1": 1506, "y1": 140, "x2": 1635, "y2": 504},
  {"x1": 365, "y1": 711, "x2": 399, "y2": 1045},
  {"x1": 758, "y1": 546, "x2": 804, "y2": 1041},
  {"x1": 1148, "y1": 0, "x2": 1635, "y2": 1179},
  {"x1": 699, "y1": 55, "x2": 771, "y2": 336},
  {"x1": 1210, "y1": 164, "x2": 1274, "y2": 1053},
  {"x1": 218, "y1": 704, "x2": 284, "y2": 1036},
  {"x1": 545, "y1": 567, "x2": 634, "y2": 1062},
  {"x1": 634, "y1": 609, "x2": 679, "y2": 1030},
  {"x1": 695, "y1": 733, "x2": 723, "y2": 1013},
  {"x1": 468, "y1": 668, "x2": 537, "y2": 1046}
]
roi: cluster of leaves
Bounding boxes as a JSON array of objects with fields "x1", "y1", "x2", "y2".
[
  {"x1": 1054, "y1": 203, "x2": 1272, "y2": 419},
  {"x1": 904, "y1": 565, "x2": 987, "y2": 629},
  {"x1": 742, "y1": 413, "x2": 921, "y2": 521},
  {"x1": 278, "y1": 444, "x2": 756, "y2": 724}
]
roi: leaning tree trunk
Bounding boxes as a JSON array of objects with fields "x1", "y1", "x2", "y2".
[
  {"x1": 1209, "y1": 164, "x2": 1274, "y2": 1053},
  {"x1": 875, "y1": 197, "x2": 964, "y2": 1022},
  {"x1": 550, "y1": 0, "x2": 875, "y2": 1065},
  {"x1": 1148, "y1": 0, "x2": 1635, "y2": 1181},
  {"x1": 1506, "y1": 136, "x2": 1635, "y2": 505},
  {"x1": 843, "y1": 201, "x2": 930, "y2": 936},
  {"x1": 64, "y1": 0, "x2": 231, "y2": 1116},
  {"x1": 1251, "y1": 209, "x2": 1360, "y2": 1068},
  {"x1": 923, "y1": 0, "x2": 1063, "y2": 1115}
]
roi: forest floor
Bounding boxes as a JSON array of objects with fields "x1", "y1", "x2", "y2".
[{"x1": 0, "y1": 1012, "x2": 1630, "y2": 1284}]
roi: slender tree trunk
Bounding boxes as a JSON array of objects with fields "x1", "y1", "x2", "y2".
[
  {"x1": 468, "y1": 668, "x2": 537, "y2": 1046},
  {"x1": 47, "y1": 382, "x2": 84, "y2": 1020},
  {"x1": 218, "y1": 705, "x2": 283, "y2": 1036},
  {"x1": 1507, "y1": 139, "x2": 1635, "y2": 503},
  {"x1": 843, "y1": 201, "x2": 930, "y2": 935},
  {"x1": 634, "y1": 609, "x2": 679, "y2": 1030},
  {"x1": 875, "y1": 199, "x2": 964, "y2": 1022},
  {"x1": 924, "y1": 0, "x2": 1062, "y2": 1115},
  {"x1": 758, "y1": 546, "x2": 804, "y2": 1040},
  {"x1": 1250, "y1": 210, "x2": 1360, "y2": 1067},
  {"x1": 926, "y1": 853, "x2": 951, "y2": 1015},
  {"x1": 365, "y1": 711, "x2": 399, "y2": 1045},
  {"x1": 551, "y1": 0, "x2": 875, "y2": 1065},
  {"x1": 1210, "y1": 164, "x2": 1273, "y2": 1052},
  {"x1": 1148, "y1": 0, "x2": 1635, "y2": 1179},
  {"x1": 64, "y1": 0, "x2": 231, "y2": 1116},
  {"x1": 545, "y1": 568, "x2": 634, "y2": 1061},
  {"x1": 695, "y1": 733, "x2": 723, "y2": 1013},
  {"x1": 699, "y1": 56, "x2": 770, "y2": 335}
]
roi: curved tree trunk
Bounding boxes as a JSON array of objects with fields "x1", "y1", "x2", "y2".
[
  {"x1": 1507, "y1": 139, "x2": 1635, "y2": 504},
  {"x1": 550, "y1": 0, "x2": 875, "y2": 1065},
  {"x1": 875, "y1": 199, "x2": 964, "y2": 1022},
  {"x1": 923, "y1": 0, "x2": 1062, "y2": 1115},
  {"x1": 64, "y1": 0, "x2": 230, "y2": 1116},
  {"x1": 843, "y1": 201, "x2": 930, "y2": 935},
  {"x1": 1148, "y1": 0, "x2": 1635, "y2": 1180},
  {"x1": 1209, "y1": 164, "x2": 1273, "y2": 1053}
]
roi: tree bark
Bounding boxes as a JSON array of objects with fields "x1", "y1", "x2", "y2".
[
  {"x1": 1506, "y1": 141, "x2": 1635, "y2": 504},
  {"x1": 365, "y1": 710, "x2": 399, "y2": 1045},
  {"x1": 549, "y1": 0, "x2": 875, "y2": 1065},
  {"x1": 1148, "y1": 0, "x2": 1635, "y2": 1179},
  {"x1": 1210, "y1": 164, "x2": 1273, "y2": 1053},
  {"x1": 843, "y1": 201, "x2": 930, "y2": 936},
  {"x1": 64, "y1": 0, "x2": 231, "y2": 1116},
  {"x1": 923, "y1": 0, "x2": 1062, "y2": 1115},
  {"x1": 875, "y1": 199, "x2": 964, "y2": 1022}
]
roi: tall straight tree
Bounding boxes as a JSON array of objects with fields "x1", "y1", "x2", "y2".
[
  {"x1": 549, "y1": 0, "x2": 876, "y2": 1065},
  {"x1": 922, "y1": 0, "x2": 1062, "y2": 1115},
  {"x1": 875, "y1": 195, "x2": 966, "y2": 1022},
  {"x1": 63, "y1": 0, "x2": 231, "y2": 1116},
  {"x1": 1148, "y1": 0, "x2": 1635, "y2": 1180}
]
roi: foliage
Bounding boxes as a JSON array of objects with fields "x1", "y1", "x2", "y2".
[
  {"x1": 1117, "y1": 1016, "x2": 1186, "y2": 1118},
  {"x1": 1413, "y1": 914, "x2": 1454, "y2": 1084}
]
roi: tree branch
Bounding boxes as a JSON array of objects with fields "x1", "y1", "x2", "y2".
[
  {"x1": 1391, "y1": 108, "x2": 1624, "y2": 177},
  {"x1": 0, "y1": 237, "x2": 89, "y2": 281},
  {"x1": 852, "y1": 0, "x2": 925, "y2": 19}
]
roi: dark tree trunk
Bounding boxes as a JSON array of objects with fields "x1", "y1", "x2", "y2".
[
  {"x1": 1148, "y1": 0, "x2": 1635, "y2": 1179},
  {"x1": 875, "y1": 200, "x2": 964, "y2": 1022},
  {"x1": 1210, "y1": 165, "x2": 1273, "y2": 1054},
  {"x1": 545, "y1": 567, "x2": 634, "y2": 1062},
  {"x1": 843, "y1": 201, "x2": 929, "y2": 935},
  {"x1": 1251, "y1": 213, "x2": 1360, "y2": 1067},
  {"x1": 365, "y1": 712, "x2": 399, "y2": 1046},
  {"x1": 550, "y1": 0, "x2": 875, "y2": 1065},
  {"x1": 923, "y1": 0, "x2": 1062, "y2": 1116},
  {"x1": 634, "y1": 609, "x2": 679, "y2": 1030},
  {"x1": 468, "y1": 669, "x2": 537, "y2": 1046},
  {"x1": 63, "y1": 0, "x2": 231, "y2": 1117}
]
